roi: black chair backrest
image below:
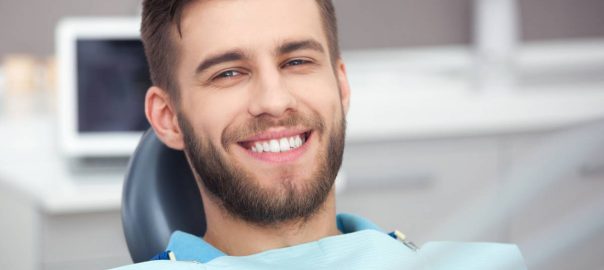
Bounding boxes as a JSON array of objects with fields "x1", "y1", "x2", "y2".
[{"x1": 122, "y1": 129, "x2": 206, "y2": 263}]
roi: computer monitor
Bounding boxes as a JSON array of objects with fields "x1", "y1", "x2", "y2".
[{"x1": 57, "y1": 17, "x2": 150, "y2": 157}]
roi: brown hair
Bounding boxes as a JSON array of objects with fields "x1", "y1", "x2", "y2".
[{"x1": 140, "y1": 0, "x2": 340, "y2": 102}]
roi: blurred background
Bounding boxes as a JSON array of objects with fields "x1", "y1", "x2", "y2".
[{"x1": 0, "y1": 0, "x2": 603, "y2": 269}]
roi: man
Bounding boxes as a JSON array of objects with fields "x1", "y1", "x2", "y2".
[{"x1": 116, "y1": 0, "x2": 526, "y2": 269}]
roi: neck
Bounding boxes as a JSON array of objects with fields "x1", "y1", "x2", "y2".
[{"x1": 200, "y1": 189, "x2": 339, "y2": 256}]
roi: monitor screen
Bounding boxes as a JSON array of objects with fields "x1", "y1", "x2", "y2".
[{"x1": 76, "y1": 39, "x2": 151, "y2": 133}]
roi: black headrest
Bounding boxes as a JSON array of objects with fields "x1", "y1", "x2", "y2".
[{"x1": 121, "y1": 129, "x2": 206, "y2": 263}]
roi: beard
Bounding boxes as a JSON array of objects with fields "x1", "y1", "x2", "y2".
[{"x1": 178, "y1": 109, "x2": 346, "y2": 226}]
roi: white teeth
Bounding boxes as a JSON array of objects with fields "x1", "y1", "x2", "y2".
[
  {"x1": 292, "y1": 137, "x2": 298, "y2": 148},
  {"x1": 269, "y1": 140, "x2": 280, "y2": 152},
  {"x1": 279, "y1": 138, "x2": 290, "y2": 152},
  {"x1": 295, "y1": 136, "x2": 302, "y2": 147},
  {"x1": 250, "y1": 134, "x2": 307, "y2": 153},
  {"x1": 255, "y1": 142, "x2": 263, "y2": 153}
]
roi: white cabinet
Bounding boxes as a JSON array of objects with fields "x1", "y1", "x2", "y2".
[
  {"x1": 0, "y1": 187, "x2": 38, "y2": 270},
  {"x1": 502, "y1": 125, "x2": 604, "y2": 270},
  {"x1": 338, "y1": 137, "x2": 505, "y2": 245},
  {"x1": 0, "y1": 185, "x2": 131, "y2": 270},
  {"x1": 41, "y1": 211, "x2": 131, "y2": 270},
  {"x1": 338, "y1": 121, "x2": 604, "y2": 269}
]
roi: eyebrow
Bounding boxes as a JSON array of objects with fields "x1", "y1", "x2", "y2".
[
  {"x1": 195, "y1": 39, "x2": 325, "y2": 76},
  {"x1": 277, "y1": 39, "x2": 325, "y2": 55},
  {"x1": 195, "y1": 50, "x2": 247, "y2": 75}
]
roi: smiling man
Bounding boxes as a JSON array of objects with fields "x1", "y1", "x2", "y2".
[
  {"x1": 147, "y1": 0, "x2": 348, "y2": 255},
  {"x1": 115, "y1": 0, "x2": 526, "y2": 269}
]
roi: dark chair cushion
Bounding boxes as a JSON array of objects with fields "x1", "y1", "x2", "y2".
[{"x1": 121, "y1": 129, "x2": 206, "y2": 263}]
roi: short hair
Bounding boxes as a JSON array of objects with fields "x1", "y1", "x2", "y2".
[{"x1": 141, "y1": 0, "x2": 340, "y2": 102}]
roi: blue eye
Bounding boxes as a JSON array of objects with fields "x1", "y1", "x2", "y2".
[
  {"x1": 285, "y1": 59, "x2": 309, "y2": 67},
  {"x1": 216, "y1": 70, "x2": 240, "y2": 79}
]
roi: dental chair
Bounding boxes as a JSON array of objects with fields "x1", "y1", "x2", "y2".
[{"x1": 121, "y1": 129, "x2": 206, "y2": 263}]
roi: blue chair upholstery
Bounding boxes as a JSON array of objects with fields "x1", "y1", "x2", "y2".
[{"x1": 121, "y1": 129, "x2": 206, "y2": 263}]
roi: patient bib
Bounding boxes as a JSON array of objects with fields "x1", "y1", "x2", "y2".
[{"x1": 113, "y1": 213, "x2": 526, "y2": 270}]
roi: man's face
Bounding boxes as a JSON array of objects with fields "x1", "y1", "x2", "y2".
[{"x1": 174, "y1": 0, "x2": 349, "y2": 224}]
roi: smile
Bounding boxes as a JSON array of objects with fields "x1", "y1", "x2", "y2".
[
  {"x1": 251, "y1": 133, "x2": 307, "y2": 153},
  {"x1": 239, "y1": 131, "x2": 310, "y2": 152},
  {"x1": 237, "y1": 130, "x2": 313, "y2": 163}
]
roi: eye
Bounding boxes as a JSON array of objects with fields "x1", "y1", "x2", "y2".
[
  {"x1": 213, "y1": 70, "x2": 243, "y2": 80},
  {"x1": 283, "y1": 59, "x2": 311, "y2": 68}
]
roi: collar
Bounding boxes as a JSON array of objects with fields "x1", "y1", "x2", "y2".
[{"x1": 164, "y1": 213, "x2": 384, "y2": 263}]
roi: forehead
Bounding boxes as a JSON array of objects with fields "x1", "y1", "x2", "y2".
[{"x1": 178, "y1": 0, "x2": 326, "y2": 58}]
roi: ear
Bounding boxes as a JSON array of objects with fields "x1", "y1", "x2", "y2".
[
  {"x1": 145, "y1": 86, "x2": 185, "y2": 150},
  {"x1": 335, "y1": 60, "x2": 351, "y2": 115}
]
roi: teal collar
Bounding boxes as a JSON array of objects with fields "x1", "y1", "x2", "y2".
[{"x1": 164, "y1": 213, "x2": 384, "y2": 263}]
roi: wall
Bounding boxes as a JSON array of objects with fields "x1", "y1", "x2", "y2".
[
  {"x1": 0, "y1": 0, "x2": 141, "y2": 56},
  {"x1": 1, "y1": 0, "x2": 604, "y2": 57}
]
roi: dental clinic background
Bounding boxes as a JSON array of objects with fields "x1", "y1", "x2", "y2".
[{"x1": 1, "y1": 0, "x2": 604, "y2": 269}]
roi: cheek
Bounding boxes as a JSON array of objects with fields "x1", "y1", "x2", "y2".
[
  {"x1": 292, "y1": 76, "x2": 342, "y2": 116},
  {"x1": 182, "y1": 91, "x2": 249, "y2": 147}
]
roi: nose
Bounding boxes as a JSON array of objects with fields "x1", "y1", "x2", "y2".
[{"x1": 248, "y1": 66, "x2": 297, "y2": 118}]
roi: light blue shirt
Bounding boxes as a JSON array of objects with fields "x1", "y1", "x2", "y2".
[{"x1": 113, "y1": 213, "x2": 526, "y2": 269}]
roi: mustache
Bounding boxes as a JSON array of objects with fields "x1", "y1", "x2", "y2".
[{"x1": 222, "y1": 111, "x2": 325, "y2": 148}]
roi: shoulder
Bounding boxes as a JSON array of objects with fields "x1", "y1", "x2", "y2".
[{"x1": 110, "y1": 260, "x2": 207, "y2": 270}]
